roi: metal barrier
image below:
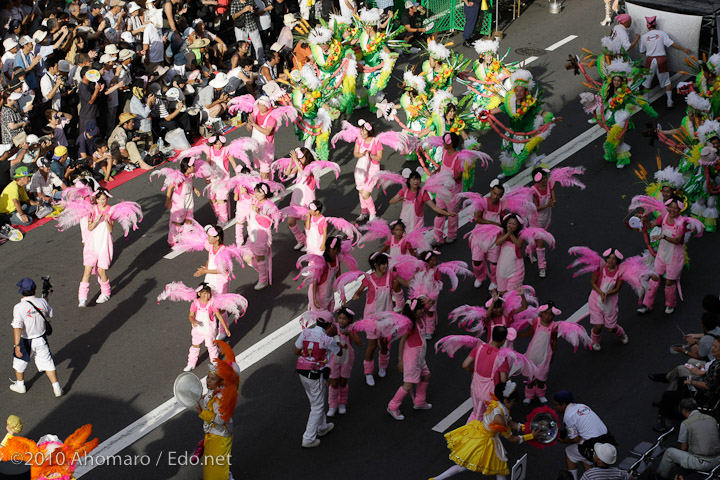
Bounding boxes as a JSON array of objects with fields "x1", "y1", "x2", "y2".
[{"x1": 421, "y1": 0, "x2": 493, "y2": 35}]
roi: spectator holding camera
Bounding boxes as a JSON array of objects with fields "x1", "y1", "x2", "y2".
[
  {"x1": 9, "y1": 278, "x2": 64, "y2": 397},
  {"x1": 28, "y1": 157, "x2": 66, "y2": 205},
  {"x1": 45, "y1": 109, "x2": 72, "y2": 148},
  {"x1": 1, "y1": 91, "x2": 27, "y2": 145}
]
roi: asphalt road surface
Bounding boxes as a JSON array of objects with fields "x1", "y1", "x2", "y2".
[{"x1": 0, "y1": 1, "x2": 711, "y2": 479}]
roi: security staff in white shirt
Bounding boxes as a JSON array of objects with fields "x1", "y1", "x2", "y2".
[{"x1": 10, "y1": 278, "x2": 64, "y2": 397}]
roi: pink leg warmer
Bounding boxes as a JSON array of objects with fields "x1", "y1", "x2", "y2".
[
  {"x1": 591, "y1": 330, "x2": 602, "y2": 345},
  {"x1": 525, "y1": 384, "x2": 536, "y2": 400},
  {"x1": 665, "y1": 284, "x2": 677, "y2": 308},
  {"x1": 643, "y1": 278, "x2": 660, "y2": 309},
  {"x1": 328, "y1": 385, "x2": 339, "y2": 408},
  {"x1": 363, "y1": 359, "x2": 375, "y2": 375},
  {"x1": 187, "y1": 346, "x2": 200, "y2": 368},
  {"x1": 425, "y1": 312, "x2": 437, "y2": 335},
  {"x1": 235, "y1": 223, "x2": 244, "y2": 246},
  {"x1": 289, "y1": 222, "x2": 306, "y2": 245},
  {"x1": 379, "y1": 351, "x2": 390, "y2": 370},
  {"x1": 536, "y1": 384, "x2": 547, "y2": 399},
  {"x1": 78, "y1": 282, "x2": 90, "y2": 301},
  {"x1": 433, "y1": 214, "x2": 446, "y2": 242},
  {"x1": 365, "y1": 196, "x2": 376, "y2": 215},
  {"x1": 473, "y1": 262, "x2": 486, "y2": 284},
  {"x1": 414, "y1": 381, "x2": 429, "y2": 406},
  {"x1": 537, "y1": 248, "x2": 547, "y2": 269},
  {"x1": 257, "y1": 260, "x2": 269, "y2": 285},
  {"x1": 206, "y1": 338, "x2": 219, "y2": 362},
  {"x1": 339, "y1": 385, "x2": 349, "y2": 406},
  {"x1": 447, "y1": 212, "x2": 458, "y2": 241},
  {"x1": 388, "y1": 386, "x2": 408, "y2": 411},
  {"x1": 214, "y1": 202, "x2": 229, "y2": 224},
  {"x1": 489, "y1": 262, "x2": 497, "y2": 284},
  {"x1": 614, "y1": 325, "x2": 626, "y2": 338},
  {"x1": 392, "y1": 289, "x2": 404, "y2": 311},
  {"x1": 359, "y1": 194, "x2": 368, "y2": 214},
  {"x1": 99, "y1": 279, "x2": 111, "y2": 297}
]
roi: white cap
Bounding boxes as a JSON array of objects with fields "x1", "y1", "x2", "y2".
[
  {"x1": 32, "y1": 30, "x2": 47, "y2": 44},
  {"x1": 127, "y1": 1, "x2": 141, "y2": 12},
  {"x1": 121, "y1": 31, "x2": 134, "y2": 43},
  {"x1": 100, "y1": 53, "x2": 117, "y2": 64},
  {"x1": 8, "y1": 92, "x2": 22, "y2": 100},
  {"x1": 270, "y1": 42, "x2": 283, "y2": 52},
  {"x1": 3, "y1": 38, "x2": 18, "y2": 50},
  {"x1": 26, "y1": 134, "x2": 39, "y2": 144},
  {"x1": 594, "y1": 444, "x2": 617, "y2": 465},
  {"x1": 18, "y1": 35, "x2": 33, "y2": 46}
]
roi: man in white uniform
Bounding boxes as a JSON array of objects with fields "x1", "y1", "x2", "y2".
[
  {"x1": 10, "y1": 278, "x2": 64, "y2": 397},
  {"x1": 639, "y1": 16, "x2": 692, "y2": 108},
  {"x1": 610, "y1": 14, "x2": 639, "y2": 52}
]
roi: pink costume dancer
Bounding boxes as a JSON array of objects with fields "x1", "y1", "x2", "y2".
[
  {"x1": 80, "y1": 198, "x2": 114, "y2": 306},
  {"x1": 234, "y1": 185, "x2": 253, "y2": 246},
  {"x1": 206, "y1": 135, "x2": 236, "y2": 225},
  {"x1": 305, "y1": 200, "x2": 328, "y2": 256},
  {"x1": 152, "y1": 159, "x2": 198, "y2": 247},
  {"x1": 433, "y1": 134, "x2": 464, "y2": 244},
  {"x1": 284, "y1": 147, "x2": 317, "y2": 250},
  {"x1": 353, "y1": 121, "x2": 383, "y2": 222},
  {"x1": 298, "y1": 235, "x2": 353, "y2": 312},
  {"x1": 249, "y1": 98, "x2": 278, "y2": 180},
  {"x1": 465, "y1": 180, "x2": 507, "y2": 288},
  {"x1": 383, "y1": 221, "x2": 412, "y2": 258},
  {"x1": 495, "y1": 214, "x2": 526, "y2": 293},
  {"x1": 327, "y1": 307, "x2": 360, "y2": 417},
  {"x1": 246, "y1": 183, "x2": 280, "y2": 290},
  {"x1": 384, "y1": 168, "x2": 455, "y2": 234},
  {"x1": 387, "y1": 299, "x2": 432, "y2": 420},
  {"x1": 464, "y1": 329, "x2": 510, "y2": 422}
]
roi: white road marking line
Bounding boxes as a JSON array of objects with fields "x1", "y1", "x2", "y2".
[
  {"x1": 522, "y1": 56, "x2": 539, "y2": 67},
  {"x1": 545, "y1": 35, "x2": 578, "y2": 52},
  {"x1": 431, "y1": 398, "x2": 474, "y2": 433},
  {"x1": 162, "y1": 167, "x2": 335, "y2": 260},
  {"x1": 430, "y1": 74, "x2": 687, "y2": 433}
]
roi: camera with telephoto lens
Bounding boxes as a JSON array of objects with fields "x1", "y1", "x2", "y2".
[{"x1": 41, "y1": 276, "x2": 53, "y2": 298}]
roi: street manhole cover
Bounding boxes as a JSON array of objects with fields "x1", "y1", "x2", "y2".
[{"x1": 515, "y1": 47, "x2": 547, "y2": 56}]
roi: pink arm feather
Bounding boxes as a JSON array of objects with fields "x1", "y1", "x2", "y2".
[
  {"x1": 172, "y1": 219, "x2": 208, "y2": 253},
  {"x1": 333, "y1": 270, "x2": 365, "y2": 303},
  {"x1": 174, "y1": 143, "x2": 209, "y2": 162},
  {"x1": 567, "y1": 246, "x2": 604, "y2": 278},
  {"x1": 555, "y1": 321, "x2": 592, "y2": 351},
  {"x1": 212, "y1": 293, "x2": 249, "y2": 319},
  {"x1": 109, "y1": 201, "x2": 143, "y2": 237},
  {"x1": 373, "y1": 170, "x2": 406, "y2": 193},
  {"x1": 157, "y1": 281, "x2": 197, "y2": 303},
  {"x1": 549, "y1": 166, "x2": 586, "y2": 190},
  {"x1": 434, "y1": 335, "x2": 481, "y2": 358},
  {"x1": 375, "y1": 131, "x2": 411, "y2": 154},
  {"x1": 358, "y1": 218, "x2": 391, "y2": 246},
  {"x1": 436, "y1": 261, "x2": 471, "y2": 291},
  {"x1": 55, "y1": 199, "x2": 93, "y2": 231},
  {"x1": 227, "y1": 94, "x2": 256, "y2": 114},
  {"x1": 331, "y1": 121, "x2": 360, "y2": 147},
  {"x1": 327, "y1": 217, "x2": 361, "y2": 244}
]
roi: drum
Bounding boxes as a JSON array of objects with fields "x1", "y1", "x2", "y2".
[{"x1": 173, "y1": 372, "x2": 203, "y2": 409}]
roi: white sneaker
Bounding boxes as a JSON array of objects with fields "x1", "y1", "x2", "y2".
[
  {"x1": 301, "y1": 245, "x2": 307, "y2": 252},
  {"x1": 620, "y1": 334, "x2": 629, "y2": 344},
  {"x1": 368, "y1": 214, "x2": 377, "y2": 221},
  {"x1": 96, "y1": 294, "x2": 110, "y2": 304},
  {"x1": 425, "y1": 332, "x2": 432, "y2": 340},
  {"x1": 538, "y1": 396, "x2": 548, "y2": 404},
  {"x1": 365, "y1": 374, "x2": 375, "y2": 386},
  {"x1": 616, "y1": 163, "x2": 626, "y2": 169},
  {"x1": 474, "y1": 279, "x2": 481, "y2": 288},
  {"x1": 413, "y1": 403, "x2": 432, "y2": 410},
  {"x1": 318, "y1": 423, "x2": 334, "y2": 437},
  {"x1": 488, "y1": 282, "x2": 497, "y2": 293},
  {"x1": 523, "y1": 397, "x2": 532, "y2": 405},
  {"x1": 301, "y1": 439, "x2": 321, "y2": 448},
  {"x1": 378, "y1": 367, "x2": 387, "y2": 378},
  {"x1": 592, "y1": 343, "x2": 601, "y2": 351},
  {"x1": 538, "y1": 268, "x2": 546, "y2": 278},
  {"x1": 356, "y1": 214, "x2": 369, "y2": 222},
  {"x1": 327, "y1": 407, "x2": 337, "y2": 418},
  {"x1": 78, "y1": 299, "x2": 87, "y2": 307},
  {"x1": 665, "y1": 306, "x2": 675, "y2": 314},
  {"x1": 667, "y1": 98, "x2": 673, "y2": 108},
  {"x1": 254, "y1": 282, "x2": 268, "y2": 291},
  {"x1": 293, "y1": 242, "x2": 305, "y2": 251},
  {"x1": 9, "y1": 382, "x2": 26, "y2": 394},
  {"x1": 53, "y1": 384, "x2": 64, "y2": 397},
  {"x1": 387, "y1": 408, "x2": 405, "y2": 420},
  {"x1": 338, "y1": 404, "x2": 347, "y2": 414},
  {"x1": 636, "y1": 305, "x2": 650, "y2": 314},
  {"x1": 183, "y1": 365, "x2": 194, "y2": 372}
]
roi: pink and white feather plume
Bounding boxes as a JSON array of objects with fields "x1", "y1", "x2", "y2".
[
  {"x1": 268, "y1": 105, "x2": 299, "y2": 126},
  {"x1": 373, "y1": 170, "x2": 406, "y2": 193},
  {"x1": 375, "y1": 131, "x2": 411, "y2": 154},
  {"x1": 304, "y1": 161, "x2": 341, "y2": 179},
  {"x1": 455, "y1": 149, "x2": 493, "y2": 170},
  {"x1": 504, "y1": 187, "x2": 537, "y2": 219},
  {"x1": 55, "y1": 198, "x2": 93, "y2": 231},
  {"x1": 157, "y1": 281, "x2": 197, "y2": 303},
  {"x1": 331, "y1": 121, "x2": 361, "y2": 147},
  {"x1": 449, "y1": 305, "x2": 488, "y2": 330},
  {"x1": 294, "y1": 254, "x2": 326, "y2": 289},
  {"x1": 567, "y1": 246, "x2": 604, "y2": 277},
  {"x1": 465, "y1": 224, "x2": 503, "y2": 255},
  {"x1": 549, "y1": 166, "x2": 586, "y2": 190},
  {"x1": 227, "y1": 94, "x2": 256, "y2": 114},
  {"x1": 338, "y1": 239, "x2": 358, "y2": 270},
  {"x1": 333, "y1": 270, "x2": 365, "y2": 303},
  {"x1": 405, "y1": 227, "x2": 433, "y2": 252},
  {"x1": 436, "y1": 260, "x2": 471, "y2": 291},
  {"x1": 109, "y1": 201, "x2": 143, "y2": 236},
  {"x1": 213, "y1": 292, "x2": 249, "y2": 319},
  {"x1": 435, "y1": 335, "x2": 482, "y2": 358},
  {"x1": 226, "y1": 137, "x2": 259, "y2": 167},
  {"x1": 391, "y1": 254, "x2": 425, "y2": 281},
  {"x1": 351, "y1": 311, "x2": 413, "y2": 339},
  {"x1": 358, "y1": 218, "x2": 391, "y2": 246},
  {"x1": 172, "y1": 219, "x2": 208, "y2": 253},
  {"x1": 299, "y1": 310, "x2": 334, "y2": 329},
  {"x1": 493, "y1": 348, "x2": 537, "y2": 379},
  {"x1": 150, "y1": 168, "x2": 189, "y2": 192},
  {"x1": 555, "y1": 321, "x2": 592, "y2": 352},
  {"x1": 619, "y1": 253, "x2": 651, "y2": 297},
  {"x1": 327, "y1": 217, "x2": 361, "y2": 244},
  {"x1": 628, "y1": 195, "x2": 666, "y2": 216},
  {"x1": 174, "y1": 143, "x2": 209, "y2": 162}
]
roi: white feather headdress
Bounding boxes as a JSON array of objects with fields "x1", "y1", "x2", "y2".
[
  {"x1": 430, "y1": 90, "x2": 453, "y2": 114},
  {"x1": 300, "y1": 64, "x2": 321, "y2": 90},
  {"x1": 359, "y1": 8, "x2": 381, "y2": 25},
  {"x1": 600, "y1": 35, "x2": 623, "y2": 54},
  {"x1": 308, "y1": 26, "x2": 332, "y2": 45},
  {"x1": 329, "y1": 13, "x2": 352, "y2": 29},
  {"x1": 510, "y1": 69, "x2": 535, "y2": 89},
  {"x1": 428, "y1": 40, "x2": 450, "y2": 61},
  {"x1": 473, "y1": 38, "x2": 499, "y2": 55},
  {"x1": 403, "y1": 71, "x2": 426, "y2": 93},
  {"x1": 697, "y1": 119, "x2": 720, "y2": 144},
  {"x1": 687, "y1": 92, "x2": 711, "y2": 112},
  {"x1": 654, "y1": 166, "x2": 684, "y2": 188},
  {"x1": 708, "y1": 53, "x2": 720, "y2": 75},
  {"x1": 606, "y1": 59, "x2": 632, "y2": 78}
]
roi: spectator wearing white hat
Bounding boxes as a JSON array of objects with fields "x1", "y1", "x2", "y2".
[
  {"x1": 142, "y1": 17, "x2": 164, "y2": 71},
  {"x1": 580, "y1": 443, "x2": 630, "y2": 480},
  {"x1": 117, "y1": 48, "x2": 135, "y2": 112},
  {"x1": 1, "y1": 91, "x2": 27, "y2": 145},
  {"x1": 125, "y1": 1, "x2": 146, "y2": 42},
  {"x1": 195, "y1": 72, "x2": 230, "y2": 122},
  {"x1": 2, "y1": 38, "x2": 19, "y2": 78},
  {"x1": 105, "y1": 0, "x2": 127, "y2": 31},
  {"x1": 33, "y1": 26, "x2": 70, "y2": 67},
  {"x1": 152, "y1": 86, "x2": 192, "y2": 133},
  {"x1": 28, "y1": 157, "x2": 66, "y2": 205},
  {"x1": 14, "y1": 35, "x2": 40, "y2": 90},
  {"x1": 100, "y1": 53, "x2": 121, "y2": 134}
]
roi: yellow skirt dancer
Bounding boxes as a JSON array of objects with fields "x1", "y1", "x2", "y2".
[{"x1": 429, "y1": 381, "x2": 535, "y2": 480}]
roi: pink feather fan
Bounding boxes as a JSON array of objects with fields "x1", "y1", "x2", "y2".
[
  {"x1": 331, "y1": 121, "x2": 361, "y2": 147},
  {"x1": 109, "y1": 201, "x2": 143, "y2": 237},
  {"x1": 280, "y1": 205, "x2": 309, "y2": 219},
  {"x1": 60, "y1": 184, "x2": 93, "y2": 202},
  {"x1": 268, "y1": 105, "x2": 299, "y2": 126},
  {"x1": 457, "y1": 192, "x2": 487, "y2": 214},
  {"x1": 504, "y1": 187, "x2": 537, "y2": 219},
  {"x1": 351, "y1": 311, "x2": 413, "y2": 339},
  {"x1": 391, "y1": 254, "x2": 425, "y2": 281},
  {"x1": 333, "y1": 270, "x2": 365, "y2": 303},
  {"x1": 465, "y1": 224, "x2": 503, "y2": 255},
  {"x1": 549, "y1": 166, "x2": 586, "y2": 189},
  {"x1": 172, "y1": 219, "x2": 208, "y2": 253},
  {"x1": 375, "y1": 131, "x2": 411, "y2": 154},
  {"x1": 226, "y1": 172, "x2": 263, "y2": 194},
  {"x1": 327, "y1": 217, "x2": 362, "y2": 244},
  {"x1": 304, "y1": 161, "x2": 341, "y2": 179},
  {"x1": 271, "y1": 157, "x2": 293, "y2": 180},
  {"x1": 150, "y1": 168, "x2": 189, "y2": 192},
  {"x1": 449, "y1": 305, "x2": 488, "y2": 330},
  {"x1": 493, "y1": 348, "x2": 537, "y2": 379},
  {"x1": 373, "y1": 170, "x2": 406, "y2": 193},
  {"x1": 226, "y1": 137, "x2": 259, "y2": 167},
  {"x1": 423, "y1": 171, "x2": 455, "y2": 197},
  {"x1": 405, "y1": 227, "x2": 433, "y2": 252},
  {"x1": 436, "y1": 260, "x2": 471, "y2": 291},
  {"x1": 619, "y1": 253, "x2": 651, "y2": 298},
  {"x1": 157, "y1": 281, "x2": 196, "y2": 303},
  {"x1": 215, "y1": 244, "x2": 251, "y2": 278},
  {"x1": 628, "y1": 195, "x2": 666, "y2": 216},
  {"x1": 194, "y1": 160, "x2": 226, "y2": 180},
  {"x1": 338, "y1": 238, "x2": 358, "y2": 270},
  {"x1": 227, "y1": 94, "x2": 256, "y2": 115},
  {"x1": 294, "y1": 254, "x2": 326, "y2": 289},
  {"x1": 174, "y1": 143, "x2": 209, "y2": 162},
  {"x1": 55, "y1": 198, "x2": 93, "y2": 231},
  {"x1": 567, "y1": 246, "x2": 604, "y2": 277},
  {"x1": 681, "y1": 216, "x2": 705, "y2": 237},
  {"x1": 555, "y1": 321, "x2": 592, "y2": 352},
  {"x1": 213, "y1": 292, "x2": 249, "y2": 319},
  {"x1": 435, "y1": 335, "x2": 482, "y2": 358},
  {"x1": 455, "y1": 149, "x2": 493, "y2": 170},
  {"x1": 358, "y1": 218, "x2": 391, "y2": 246},
  {"x1": 203, "y1": 178, "x2": 230, "y2": 201},
  {"x1": 299, "y1": 310, "x2": 334, "y2": 329}
]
